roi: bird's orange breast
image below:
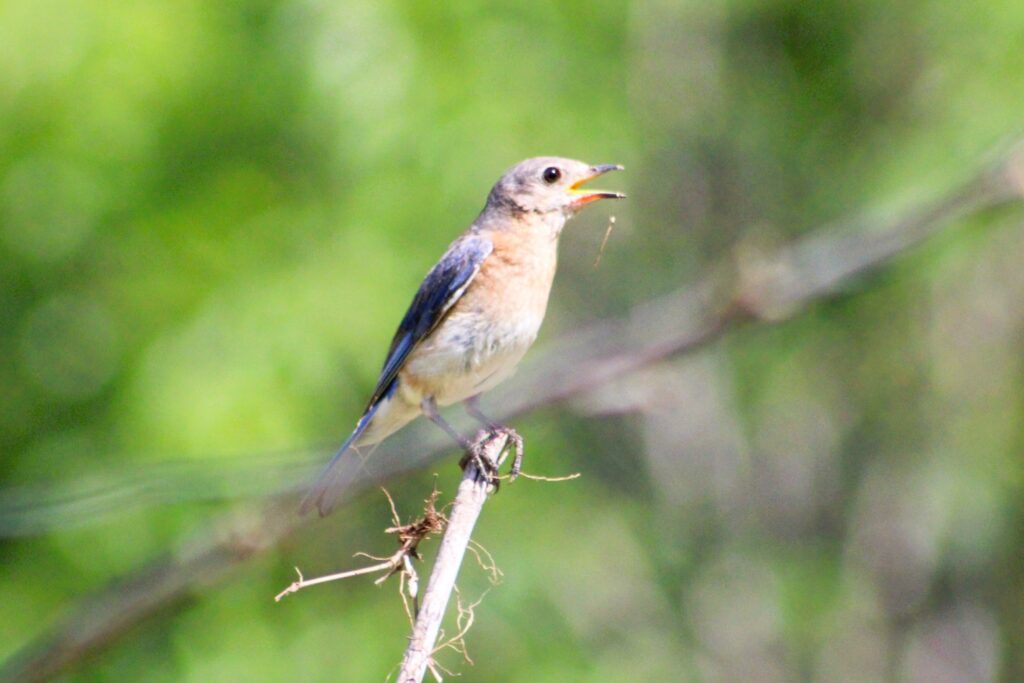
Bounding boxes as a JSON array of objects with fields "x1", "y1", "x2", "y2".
[
  {"x1": 398, "y1": 224, "x2": 560, "y2": 405},
  {"x1": 468, "y1": 226, "x2": 559, "y2": 323}
]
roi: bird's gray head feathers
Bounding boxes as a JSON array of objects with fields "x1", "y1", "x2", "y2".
[{"x1": 483, "y1": 156, "x2": 624, "y2": 218}]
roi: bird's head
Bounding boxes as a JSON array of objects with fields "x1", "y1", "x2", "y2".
[{"x1": 484, "y1": 157, "x2": 625, "y2": 218}]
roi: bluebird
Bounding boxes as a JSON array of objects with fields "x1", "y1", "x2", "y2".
[{"x1": 302, "y1": 157, "x2": 625, "y2": 515}]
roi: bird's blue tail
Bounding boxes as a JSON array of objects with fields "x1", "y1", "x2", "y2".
[{"x1": 299, "y1": 397, "x2": 386, "y2": 516}]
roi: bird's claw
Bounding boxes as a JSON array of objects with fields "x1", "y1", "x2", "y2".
[
  {"x1": 459, "y1": 426, "x2": 524, "y2": 491},
  {"x1": 504, "y1": 428, "x2": 524, "y2": 482},
  {"x1": 459, "y1": 443, "x2": 501, "y2": 490}
]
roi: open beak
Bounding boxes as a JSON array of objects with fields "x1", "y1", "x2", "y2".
[{"x1": 568, "y1": 164, "x2": 626, "y2": 207}]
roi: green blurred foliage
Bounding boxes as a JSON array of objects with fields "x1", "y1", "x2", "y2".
[{"x1": 2, "y1": 0, "x2": 1024, "y2": 680}]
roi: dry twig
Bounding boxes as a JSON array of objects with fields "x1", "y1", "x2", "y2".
[
  {"x1": 434, "y1": 587, "x2": 488, "y2": 666},
  {"x1": 274, "y1": 489, "x2": 445, "y2": 603},
  {"x1": 396, "y1": 431, "x2": 510, "y2": 682},
  {"x1": 514, "y1": 470, "x2": 581, "y2": 483}
]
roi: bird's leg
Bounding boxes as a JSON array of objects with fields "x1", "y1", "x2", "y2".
[
  {"x1": 421, "y1": 395, "x2": 500, "y2": 486},
  {"x1": 462, "y1": 395, "x2": 524, "y2": 482},
  {"x1": 463, "y1": 394, "x2": 500, "y2": 431},
  {"x1": 421, "y1": 396, "x2": 473, "y2": 451}
]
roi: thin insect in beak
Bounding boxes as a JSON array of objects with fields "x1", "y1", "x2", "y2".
[{"x1": 593, "y1": 216, "x2": 616, "y2": 268}]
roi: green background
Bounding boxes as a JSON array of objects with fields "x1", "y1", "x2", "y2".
[{"x1": 3, "y1": 0, "x2": 1024, "y2": 680}]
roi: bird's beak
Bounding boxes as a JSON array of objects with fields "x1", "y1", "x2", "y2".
[{"x1": 568, "y1": 164, "x2": 626, "y2": 207}]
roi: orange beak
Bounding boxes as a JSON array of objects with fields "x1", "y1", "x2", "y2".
[{"x1": 568, "y1": 164, "x2": 626, "y2": 208}]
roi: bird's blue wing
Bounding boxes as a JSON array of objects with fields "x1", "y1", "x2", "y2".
[
  {"x1": 364, "y1": 233, "x2": 493, "y2": 409},
  {"x1": 300, "y1": 234, "x2": 493, "y2": 516}
]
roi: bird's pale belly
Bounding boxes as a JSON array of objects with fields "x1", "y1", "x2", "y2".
[{"x1": 399, "y1": 308, "x2": 542, "y2": 407}]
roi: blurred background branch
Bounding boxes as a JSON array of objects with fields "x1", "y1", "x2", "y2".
[{"x1": 2, "y1": 140, "x2": 1020, "y2": 683}]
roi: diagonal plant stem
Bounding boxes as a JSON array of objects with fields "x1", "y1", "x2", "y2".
[
  {"x1": 1, "y1": 141, "x2": 1022, "y2": 683},
  {"x1": 396, "y1": 431, "x2": 509, "y2": 682}
]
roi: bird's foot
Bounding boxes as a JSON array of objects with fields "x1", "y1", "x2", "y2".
[
  {"x1": 459, "y1": 426, "x2": 524, "y2": 491},
  {"x1": 501, "y1": 427, "x2": 524, "y2": 481},
  {"x1": 459, "y1": 443, "x2": 500, "y2": 489}
]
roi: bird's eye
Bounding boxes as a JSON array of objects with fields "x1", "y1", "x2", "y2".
[{"x1": 542, "y1": 166, "x2": 562, "y2": 184}]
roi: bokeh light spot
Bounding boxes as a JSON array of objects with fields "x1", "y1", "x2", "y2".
[
  {"x1": 18, "y1": 294, "x2": 121, "y2": 400},
  {"x1": 1, "y1": 156, "x2": 106, "y2": 264}
]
